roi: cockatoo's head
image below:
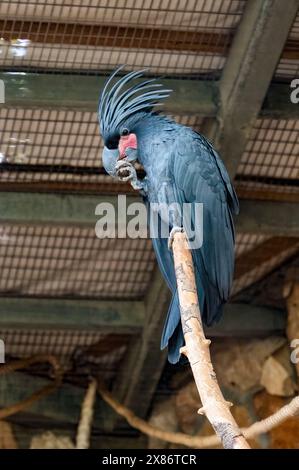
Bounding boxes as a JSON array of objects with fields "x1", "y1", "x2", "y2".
[{"x1": 98, "y1": 67, "x2": 171, "y2": 177}]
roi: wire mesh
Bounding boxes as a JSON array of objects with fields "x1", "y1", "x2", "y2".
[
  {"x1": 275, "y1": 11, "x2": 299, "y2": 79},
  {"x1": 236, "y1": 118, "x2": 299, "y2": 196},
  {"x1": 234, "y1": 233, "x2": 270, "y2": 258},
  {"x1": 232, "y1": 240, "x2": 299, "y2": 296},
  {"x1": 0, "y1": 0, "x2": 246, "y2": 76},
  {"x1": 0, "y1": 108, "x2": 101, "y2": 167},
  {"x1": 0, "y1": 224, "x2": 156, "y2": 299},
  {"x1": 0, "y1": 0, "x2": 246, "y2": 27},
  {"x1": 233, "y1": 234, "x2": 299, "y2": 297},
  {"x1": 1, "y1": 329, "x2": 128, "y2": 375},
  {"x1": 0, "y1": 223, "x2": 279, "y2": 300},
  {"x1": 2, "y1": 109, "x2": 298, "y2": 199},
  {"x1": 0, "y1": 108, "x2": 203, "y2": 190},
  {"x1": 0, "y1": 109, "x2": 203, "y2": 168}
]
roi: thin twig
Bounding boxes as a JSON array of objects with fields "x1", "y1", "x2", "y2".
[
  {"x1": 0, "y1": 355, "x2": 63, "y2": 419},
  {"x1": 97, "y1": 380, "x2": 299, "y2": 448},
  {"x1": 76, "y1": 379, "x2": 97, "y2": 449}
]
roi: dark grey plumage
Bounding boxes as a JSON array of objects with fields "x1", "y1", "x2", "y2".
[{"x1": 98, "y1": 68, "x2": 239, "y2": 364}]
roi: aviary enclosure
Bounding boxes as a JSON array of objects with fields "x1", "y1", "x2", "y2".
[{"x1": 0, "y1": 0, "x2": 298, "y2": 453}]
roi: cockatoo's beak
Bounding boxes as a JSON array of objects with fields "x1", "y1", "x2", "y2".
[{"x1": 102, "y1": 146, "x2": 119, "y2": 177}]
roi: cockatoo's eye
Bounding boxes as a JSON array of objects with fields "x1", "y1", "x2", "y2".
[{"x1": 121, "y1": 128, "x2": 129, "y2": 136}]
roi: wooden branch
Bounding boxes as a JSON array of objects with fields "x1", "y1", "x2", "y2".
[
  {"x1": 0, "y1": 421, "x2": 18, "y2": 449},
  {"x1": 97, "y1": 380, "x2": 299, "y2": 448},
  {"x1": 171, "y1": 232, "x2": 250, "y2": 449}
]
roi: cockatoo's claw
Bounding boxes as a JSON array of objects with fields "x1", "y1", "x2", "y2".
[
  {"x1": 115, "y1": 160, "x2": 135, "y2": 181},
  {"x1": 168, "y1": 226, "x2": 184, "y2": 250},
  {"x1": 115, "y1": 160, "x2": 147, "y2": 193},
  {"x1": 131, "y1": 179, "x2": 145, "y2": 191}
]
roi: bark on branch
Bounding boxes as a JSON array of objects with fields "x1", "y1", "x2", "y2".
[
  {"x1": 76, "y1": 379, "x2": 97, "y2": 449},
  {"x1": 171, "y1": 232, "x2": 250, "y2": 449}
]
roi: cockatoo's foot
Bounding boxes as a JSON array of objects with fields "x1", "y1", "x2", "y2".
[
  {"x1": 115, "y1": 159, "x2": 135, "y2": 181},
  {"x1": 115, "y1": 160, "x2": 145, "y2": 192},
  {"x1": 168, "y1": 226, "x2": 184, "y2": 250}
]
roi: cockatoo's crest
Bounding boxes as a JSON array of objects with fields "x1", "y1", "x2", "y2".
[{"x1": 98, "y1": 66, "x2": 172, "y2": 139}]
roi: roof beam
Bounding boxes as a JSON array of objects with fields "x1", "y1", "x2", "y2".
[
  {"x1": 1, "y1": 192, "x2": 298, "y2": 236},
  {"x1": 0, "y1": 298, "x2": 285, "y2": 338},
  {"x1": 0, "y1": 192, "x2": 123, "y2": 226},
  {"x1": 207, "y1": 303, "x2": 286, "y2": 337},
  {"x1": 0, "y1": 298, "x2": 144, "y2": 332},
  {"x1": 235, "y1": 180, "x2": 299, "y2": 204},
  {"x1": 0, "y1": 72, "x2": 217, "y2": 116},
  {"x1": 237, "y1": 199, "x2": 299, "y2": 237},
  {"x1": 204, "y1": 0, "x2": 299, "y2": 177},
  {"x1": 0, "y1": 72, "x2": 297, "y2": 118},
  {"x1": 261, "y1": 82, "x2": 299, "y2": 119}
]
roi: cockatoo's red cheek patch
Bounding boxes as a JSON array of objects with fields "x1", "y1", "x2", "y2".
[{"x1": 118, "y1": 133, "x2": 137, "y2": 159}]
